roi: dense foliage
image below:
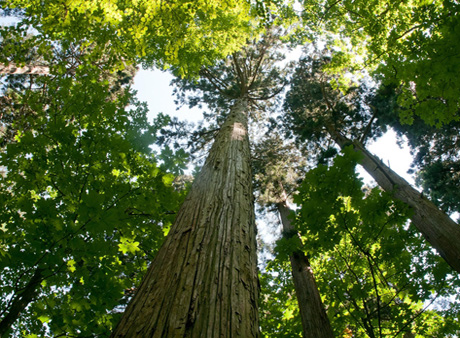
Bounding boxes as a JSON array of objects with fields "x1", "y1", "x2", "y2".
[
  {"x1": 1, "y1": 0, "x2": 256, "y2": 76},
  {"x1": 0, "y1": 64, "x2": 188, "y2": 336},
  {"x1": 302, "y1": 0, "x2": 460, "y2": 126},
  {"x1": 371, "y1": 86, "x2": 460, "y2": 216},
  {"x1": 294, "y1": 150, "x2": 459, "y2": 337},
  {"x1": 1, "y1": 0, "x2": 460, "y2": 336}
]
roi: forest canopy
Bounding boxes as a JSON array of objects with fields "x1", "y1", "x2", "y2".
[{"x1": 0, "y1": 0, "x2": 459, "y2": 337}]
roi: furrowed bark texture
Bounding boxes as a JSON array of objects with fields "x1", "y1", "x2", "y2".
[
  {"x1": 0, "y1": 64, "x2": 49, "y2": 75},
  {"x1": 277, "y1": 200, "x2": 335, "y2": 338},
  {"x1": 333, "y1": 131, "x2": 460, "y2": 274},
  {"x1": 0, "y1": 268, "x2": 42, "y2": 337},
  {"x1": 111, "y1": 98, "x2": 259, "y2": 337}
]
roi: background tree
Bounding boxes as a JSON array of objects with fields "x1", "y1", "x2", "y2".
[
  {"x1": 253, "y1": 134, "x2": 335, "y2": 338},
  {"x1": 294, "y1": 149, "x2": 460, "y2": 337},
  {"x1": 281, "y1": 54, "x2": 460, "y2": 273},
  {"x1": 370, "y1": 85, "x2": 460, "y2": 216}
]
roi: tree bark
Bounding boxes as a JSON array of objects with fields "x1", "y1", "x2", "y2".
[
  {"x1": 277, "y1": 197, "x2": 335, "y2": 338},
  {"x1": 0, "y1": 64, "x2": 49, "y2": 75},
  {"x1": 111, "y1": 98, "x2": 259, "y2": 337},
  {"x1": 0, "y1": 268, "x2": 43, "y2": 337},
  {"x1": 331, "y1": 130, "x2": 460, "y2": 274}
]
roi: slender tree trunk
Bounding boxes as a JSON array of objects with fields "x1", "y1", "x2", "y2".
[
  {"x1": 0, "y1": 64, "x2": 49, "y2": 75},
  {"x1": 331, "y1": 129, "x2": 460, "y2": 274},
  {"x1": 111, "y1": 98, "x2": 259, "y2": 337},
  {"x1": 277, "y1": 195, "x2": 335, "y2": 338},
  {"x1": 0, "y1": 268, "x2": 42, "y2": 337}
]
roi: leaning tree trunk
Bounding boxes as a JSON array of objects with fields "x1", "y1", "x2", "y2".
[
  {"x1": 0, "y1": 64, "x2": 49, "y2": 75},
  {"x1": 277, "y1": 194, "x2": 335, "y2": 338},
  {"x1": 111, "y1": 98, "x2": 259, "y2": 337},
  {"x1": 0, "y1": 268, "x2": 42, "y2": 337},
  {"x1": 331, "y1": 129, "x2": 460, "y2": 274}
]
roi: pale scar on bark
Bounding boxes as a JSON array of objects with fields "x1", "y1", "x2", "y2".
[{"x1": 231, "y1": 122, "x2": 247, "y2": 140}]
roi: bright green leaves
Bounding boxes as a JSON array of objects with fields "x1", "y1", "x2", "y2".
[
  {"x1": 291, "y1": 149, "x2": 460, "y2": 336},
  {"x1": 259, "y1": 260, "x2": 303, "y2": 337},
  {"x1": 118, "y1": 237, "x2": 141, "y2": 255},
  {"x1": 162, "y1": 173, "x2": 175, "y2": 186},
  {"x1": 0, "y1": 68, "x2": 185, "y2": 335},
  {"x1": 293, "y1": 147, "x2": 365, "y2": 255},
  {"x1": 3, "y1": 0, "x2": 257, "y2": 76},
  {"x1": 0, "y1": 20, "x2": 187, "y2": 336},
  {"x1": 299, "y1": 0, "x2": 460, "y2": 125},
  {"x1": 67, "y1": 259, "x2": 77, "y2": 273},
  {"x1": 37, "y1": 315, "x2": 50, "y2": 324}
]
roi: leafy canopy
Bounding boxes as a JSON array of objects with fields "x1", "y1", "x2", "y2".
[
  {"x1": 290, "y1": 148, "x2": 460, "y2": 337},
  {"x1": 0, "y1": 66, "x2": 185, "y2": 336},
  {"x1": 2, "y1": 0, "x2": 257, "y2": 76},
  {"x1": 300, "y1": 0, "x2": 460, "y2": 126}
]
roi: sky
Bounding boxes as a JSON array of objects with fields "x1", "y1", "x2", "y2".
[{"x1": 133, "y1": 68, "x2": 416, "y2": 187}]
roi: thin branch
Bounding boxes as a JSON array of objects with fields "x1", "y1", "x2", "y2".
[
  {"x1": 200, "y1": 68, "x2": 228, "y2": 95},
  {"x1": 231, "y1": 53, "x2": 247, "y2": 95},
  {"x1": 330, "y1": 257, "x2": 368, "y2": 333},
  {"x1": 390, "y1": 294, "x2": 439, "y2": 338},
  {"x1": 248, "y1": 80, "x2": 287, "y2": 101},
  {"x1": 318, "y1": 0, "x2": 342, "y2": 25},
  {"x1": 360, "y1": 104, "x2": 378, "y2": 143},
  {"x1": 366, "y1": 254, "x2": 382, "y2": 337},
  {"x1": 336, "y1": 248, "x2": 376, "y2": 338},
  {"x1": 247, "y1": 42, "x2": 268, "y2": 90}
]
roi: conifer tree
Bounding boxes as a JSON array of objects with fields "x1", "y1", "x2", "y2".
[
  {"x1": 111, "y1": 34, "x2": 287, "y2": 337},
  {"x1": 283, "y1": 55, "x2": 460, "y2": 273},
  {"x1": 253, "y1": 135, "x2": 334, "y2": 338}
]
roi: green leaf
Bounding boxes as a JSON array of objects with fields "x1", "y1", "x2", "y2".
[
  {"x1": 162, "y1": 173, "x2": 175, "y2": 186},
  {"x1": 67, "y1": 259, "x2": 77, "y2": 273},
  {"x1": 118, "y1": 237, "x2": 141, "y2": 255},
  {"x1": 38, "y1": 315, "x2": 50, "y2": 323}
]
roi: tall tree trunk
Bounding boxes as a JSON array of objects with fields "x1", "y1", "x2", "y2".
[
  {"x1": 277, "y1": 194, "x2": 335, "y2": 338},
  {"x1": 111, "y1": 98, "x2": 259, "y2": 337},
  {"x1": 330, "y1": 129, "x2": 460, "y2": 274},
  {"x1": 0, "y1": 268, "x2": 42, "y2": 337},
  {"x1": 0, "y1": 64, "x2": 49, "y2": 75}
]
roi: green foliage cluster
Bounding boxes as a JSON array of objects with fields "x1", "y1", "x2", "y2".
[
  {"x1": 282, "y1": 49, "x2": 460, "y2": 223},
  {"x1": 259, "y1": 258, "x2": 303, "y2": 338},
  {"x1": 0, "y1": 63, "x2": 186, "y2": 336},
  {"x1": 259, "y1": 148, "x2": 460, "y2": 337},
  {"x1": 281, "y1": 55, "x2": 378, "y2": 159},
  {"x1": 301, "y1": 0, "x2": 460, "y2": 126},
  {"x1": 2, "y1": 0, "x2": 256, "y2": 76},
  {"x1": 290, "y1": 148, "x2": 460, "y2": 337},
  {"x1": 370, "y1": 86, "x2": 460, "y2": 215}
]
